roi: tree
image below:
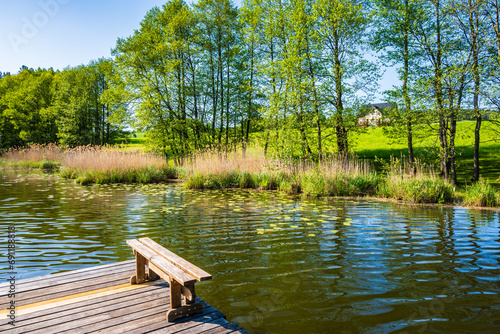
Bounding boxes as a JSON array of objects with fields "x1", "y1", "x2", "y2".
[
  {"x1": 50, "y1": 59, "x2": 125, "y2": 147},
  {"x1": 314, "y1": 0, "x2": 378, "y2": 157},
  {"x1": 372, "y1": 0, "x2": 423, "y2": 168},
  {"x1": 1, "y1": 68, "x2": 57, "y2": 145}
]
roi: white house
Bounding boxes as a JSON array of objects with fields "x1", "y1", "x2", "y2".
[{"x1": 358, "y1": 103, "x2": 392, "y2": 127}]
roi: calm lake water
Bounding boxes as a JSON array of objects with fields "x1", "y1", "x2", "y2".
[{"x1": 1, "y1": 169, "x2": 500, "y2": 333}]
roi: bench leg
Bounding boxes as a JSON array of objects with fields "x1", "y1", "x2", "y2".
[
  {"x1": 146, "y1": 267, "x2": 160, "y2": 281},
  {"x1": 130, "y1": 250, "x2": 147, "y2": 284},
  {"x1": 166, "y1": 279, "x2": 203, "y2": 321},
  {"x1": 167, "y1": 303, "x2": 203, "y2": 322},
  {"x1": 182, "y1": 283, "x2": 196, "y2": 304}
]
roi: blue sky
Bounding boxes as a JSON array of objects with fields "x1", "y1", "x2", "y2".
[
  {"x1": 0, "y1": 0, "x2": 176, "y2": 73},
  {"x1": 0, "y1": 0, "x2": 396, "y2": 99}
]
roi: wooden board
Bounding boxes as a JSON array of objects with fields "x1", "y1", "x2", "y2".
[
  {"x1": 0, "y1": 261, "x2": 249, "y2": 334},
  {"x1": 138, "y1": 237, "x2": 212, "y2": 281},
  {"x1": 127, "y1": 239, "x2": 196, "y2": 285}
]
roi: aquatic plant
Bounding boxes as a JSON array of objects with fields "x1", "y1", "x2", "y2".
[
  {"x1": 378, "y1": 158, "x2": 453, "y2": 203},
  {"x1": 462, "y1": 181, "x2": 499, "y2": 207}
]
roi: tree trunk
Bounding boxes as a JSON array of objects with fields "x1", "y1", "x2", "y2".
[
  {"x1": 334, "y1": 31, "x2": 348, "y2": 157},
  {"x1": 403, "y1": 0, "x2": 414, "y2": 169},
  {"x1": 434, "y1": 0, "x2": 448, "y2": 180},
  {"x1": 470, "y1": 1, "x2": 481, "y2": 182}
]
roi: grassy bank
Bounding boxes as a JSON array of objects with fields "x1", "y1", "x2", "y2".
[
  {"x1": 251, "y1": 120, "x2": 500, "y2": 187},
  {"x1": 352, "y1": 121, "x2": 500, "y2": 187}
]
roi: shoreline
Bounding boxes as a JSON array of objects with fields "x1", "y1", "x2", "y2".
[{"x1": 2, "y1": 166, "x2": 498, "y2": 212}]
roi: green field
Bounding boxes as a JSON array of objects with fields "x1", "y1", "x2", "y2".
[
  {"x1": 111, "y1": 132, "x2": 148, "y2": 149},
  {"x1": 351, "y1": 121, "x2": 500, "y2": 186}
]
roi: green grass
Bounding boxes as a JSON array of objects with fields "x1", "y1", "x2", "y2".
[
  {"x1": 60, "y1": 165, "x2": 179, "y2": 185},
  {"x1": 461, "y1": 181, "x2": 500, "y2": 207},
  {"x1": 379, "y1": 175, "x2": 454, "y2": 204},
  {"x1": 112, "y1": 132, "x2": 148, "y2": 148},
  {"x1": 352, "y1": 121, "x2": 500, "y2": 187}
]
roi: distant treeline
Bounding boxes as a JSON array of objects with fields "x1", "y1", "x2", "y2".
[
  {"x1": 1, "y1": 0, "x2": 500, "y2": 184},
  {"x1": 0, "y1": 61, "x2": 128, "y2": 149}
]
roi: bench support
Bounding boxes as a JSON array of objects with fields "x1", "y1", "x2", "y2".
[
  {"x1": 127, "y1": 238, "x2": 212, "y2": 322},
  {"x1": 130, "y1": 251, "x2": 160, "y2": 284},
  {"x1": 166, "y1": 279, "x2": 202, "y2": 321},
  {"x1": 130, "y1": 253, "x2": 203, "y2": 321}
]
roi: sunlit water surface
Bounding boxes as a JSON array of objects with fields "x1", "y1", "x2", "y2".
[{"x1": 1, "y1": 170, "x2": 499, "y2": 333}]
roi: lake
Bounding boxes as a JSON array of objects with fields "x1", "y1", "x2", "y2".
[{"x1": 1, "y1": 169, "x2": 499, "y2": 333}]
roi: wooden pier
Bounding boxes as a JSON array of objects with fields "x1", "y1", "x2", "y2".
[{"x1": 0, "y1": 261, "x2": 249, "y2": 334}]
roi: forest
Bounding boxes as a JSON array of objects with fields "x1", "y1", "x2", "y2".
[{"x1": 1, "y1": 0, "x2": 499, "y2": 186}]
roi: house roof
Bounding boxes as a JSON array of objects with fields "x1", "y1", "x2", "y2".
[{"x1": 371, "y1": 103, "x2": 393, "y2": 110}]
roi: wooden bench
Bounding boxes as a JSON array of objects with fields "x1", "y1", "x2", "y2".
[{"x1": 126, "y1": 237, "x2": 212, "y2": 321}]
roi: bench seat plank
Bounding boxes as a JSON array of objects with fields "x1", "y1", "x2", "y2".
[
  {"x1": 138, "y1": 237, "x2": 212, "y2": 281},
  {"x1": 126, "y1": 240, "x2": 196, "y2": 285}
]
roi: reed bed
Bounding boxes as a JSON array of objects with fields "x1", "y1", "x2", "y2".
[
  {"x1": 378, "y1": 158, "x2": 454, "y2": 203},
  {"x1": 2, "y1": 145, "x2": 498, "y2": 206},
  {"x1": 185, "y1": 150, "x2": 283, "y2": 190},
  {"x1": 185, "y1": 150, "x2": 380, "y2": 196},
  {"x1": 60, "y1": 146, "x2": 178, "y2": 184},
  {"x1": 0, "y1": 144, "x2": 62, "y2": 169},
  {"x1": 462, "y1": 181, "x2": 500, "y2": 207}
]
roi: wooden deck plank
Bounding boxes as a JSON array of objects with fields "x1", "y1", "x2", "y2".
[
  {"x1": 0, "y1": 283, "x2": 168, "y2": 332},
  {"x1": 28, "y1": 296, "x2": 171, "y2": 334},
  {"x1": 11, "y1": 261, "x2": 135, "y2": 293},
  {"x1": 0, "y1": 263, "x2": 135, "y2": 305},
  {"x1": 0, "y1": 261, "x2": 248, "y2": 334},
  {"x1": 139, "y1": 309, "x2": 226, "y2": 334},
  {"x1": 5, "y1": 288, "x2": 170, "y2": 334},
  {"x1": 0, "y1": 260, "x2": 135, "y2": 290},
  {"x1": 95, "y1": 305, "x2": 222, "y2": 334},
  {"x1": 1, "y1": 272, "x2": 133, "y2": 306}
]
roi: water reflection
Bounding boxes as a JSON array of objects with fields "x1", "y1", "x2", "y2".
[{"x1": 0, "y1": 169, "x2": 499, "y2": 333}]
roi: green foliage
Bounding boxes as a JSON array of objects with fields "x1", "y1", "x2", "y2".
[
  {"x1": 462, "y1": 181, "x2": 500, "y2": 207},
  {"x1": 51, "y1": 59, "x2": 128, "y2": 146},
  {"x1": 0, "y1": 69, "x2": 57, "y2": 148},
  {"x1": 0, "y1": 60, "x2": 128, "y2": 150},
  {"x1": 239, "y1": 171, "x2": 256, "y2": 188},
  {"x1": 2, "y1": 159, "x2": 60, "y2": 169}
]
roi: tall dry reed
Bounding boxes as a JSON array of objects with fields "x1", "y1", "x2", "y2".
[
  {"x1": 2, "y1": 144, "x2": 63, "y2": 162},
  {"x1": 0, "y1": 144, "x2": 63, "y2": 168},
  {"x1": 62, "y1": 145, "x2": 167, "y2": 172},
  {"x1": 187, "y1": 149, "x2": 284, "y2": 175},
  {"x1": 59, "y1": 146, "x2": 178, "y2": 184},
  {"x1": 184, "y1": 149, "x2": 379, "y2": 195}
]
